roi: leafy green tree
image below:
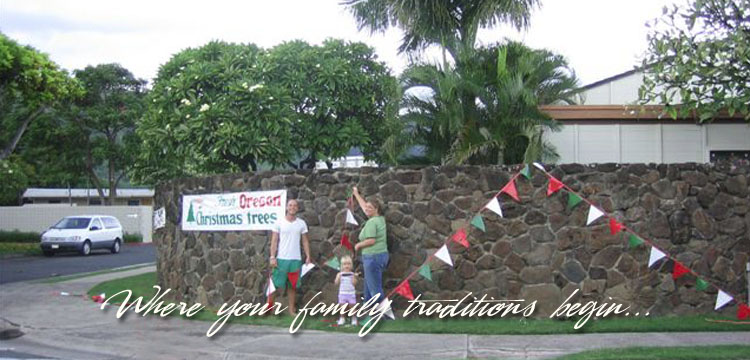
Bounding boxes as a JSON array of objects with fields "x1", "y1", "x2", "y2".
[
  {"x1": 0, "y1": 156, "x2": 32, "y2": 205},
  {"x1": 0, "y1": 33, "x2": 77, "y2": 160},
  {"x1": 388, "y1": 42, "x2": 579, "y2": 165},
  {"x1": 135, "y1": 40, "x2": 399, "y2": 183},
  {"x1": 0, "y1": 33, "x2": 80, "y2": 204},
  {"x1": 64, "y1": 64, "x2": 147, "y2": 205},
  {"x1": 639, "y1": 0, "x2": 750, "y2": 121},
  {"x1": 266, "y1": 39, "x2": 399, "y2": 168},
  {"x1": 133, "y1": 41, "x2": 296, "y2": 184}
]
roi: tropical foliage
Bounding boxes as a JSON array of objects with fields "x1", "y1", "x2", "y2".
[
  {"x1": 387, "y1": 42, "x2": 579, "y2": 165},
  {"x1": 264, "y1": 39, "x2": 399, "y2": 169},
  {"x1": 345, "y1": 1, "x2": 578, "y2": 165},
  {"x1": 639, "y1": 0, "x2": 750, "y2": 121},
  {"x1": 134, "y1": 40, "x2": 398, "y2": 184}
]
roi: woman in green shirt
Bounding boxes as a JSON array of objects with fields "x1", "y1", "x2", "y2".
[{"x1": 352, "y1": 186, "x2": 388, "y2": 304}]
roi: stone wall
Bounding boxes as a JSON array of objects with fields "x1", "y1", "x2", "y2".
[{"x1": 154, "y1": 163, "x2": 749, "y2": 316}]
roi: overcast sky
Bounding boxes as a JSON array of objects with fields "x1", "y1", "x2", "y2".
[{"x1": 1, "y1": 0, "x2": 678, "y2": 86}]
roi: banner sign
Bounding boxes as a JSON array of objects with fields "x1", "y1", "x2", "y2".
[{"x1": 181, "y1": 190, "x2": 286, "y2": 231}]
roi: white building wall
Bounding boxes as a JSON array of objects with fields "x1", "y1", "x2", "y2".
[
  {"x1": 547, "y1": 123, "x2": 750, "y2": 164},
  {"x1": 0, "y1": 205, "x2": 153, "y2": 242}
]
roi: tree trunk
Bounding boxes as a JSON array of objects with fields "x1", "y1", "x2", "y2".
[
  {"x1": 108, "y1": 158, "x2": 116, "y2": 206},
  {"x1": 0, "y1": 107, "x2": 48, "y2": 161}
]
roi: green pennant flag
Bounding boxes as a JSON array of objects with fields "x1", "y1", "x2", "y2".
[
  {"x1": 567, "y1": 192, "x2": 583, "y2": 209},
  {"x1": 696, "y1": 278, "x2": 709, "y2": 291},
  {"x1": 325, "y1": 257, "x2": 340, "y2": 271},
  {"x1": 628, "y1": 234, "x2": 644, "y2": 249},
  {"x1": 521, "y1": 164, "x2": 532, "y2": 179},
  {"x1": 470, "y1": 214, "x2": 486, "y2": 232},
  {"x1": 418, "y1": 264, "x2": 432, "y2": 281}
]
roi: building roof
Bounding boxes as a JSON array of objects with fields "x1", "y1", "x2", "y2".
[
  {"x1": 578, "y1": 68, "x2": 642, "y2": 91},
  {"x1": 23, "y1": 188, "x2": 154, "y2": 199}
]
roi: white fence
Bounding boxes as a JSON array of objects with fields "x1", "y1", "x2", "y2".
[{"x1": 0, "y1": 205, "x2": 153, "y2": 242}]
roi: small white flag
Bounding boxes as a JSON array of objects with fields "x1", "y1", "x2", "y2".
[
  {"x1": 586, "y1": 206, "x2": 604, "y2": 226},
  {"x1": 153, "y1": 207, "x2": 166, "y2": 230},
  {"x1": 346, "y1": 209, "x2": 358, "y2": 226},
  {"x1": 301, "y1": 263, "x2": 315, "y2": 278},
  {"x1": 265, "y1": 277, "x2": 276, "y2": 296},
  {"x1": 532, "y1": 162, "x2": 546, "y2": 171},
  {"x1": 648, "y1": 247, "x2": 667, "y2": 268},
  {"x1": 485, "y1": 197, "x2": 503, "y2": 217},
  {"x1": 380, "y1": 298, "x2": 395, "y2": 320},
  {"x1": 715, "y1": 290, "x2": 734, "y2": 310},
  {"x1": 434, "y1": 245, "x2": 453, "y2": 267}
]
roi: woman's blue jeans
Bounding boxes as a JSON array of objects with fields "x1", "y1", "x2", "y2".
[{"x1": 361, "y1": 252, "x2": 389, "y2": 303}]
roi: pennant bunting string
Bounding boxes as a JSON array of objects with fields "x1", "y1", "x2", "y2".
[
  {"x1": 485, "y1": 197, "x2": 503, "y2": 217},
  {"x1": 547, "y1": 177, "x2": 564, "y2": 196},
  {"x1": 648, "y1": 247, "x2": 667, "y2": 268}
]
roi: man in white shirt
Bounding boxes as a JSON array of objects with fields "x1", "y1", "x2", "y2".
[{"x1": 269, "y1": 199, "x2": 311, "y2": 315}]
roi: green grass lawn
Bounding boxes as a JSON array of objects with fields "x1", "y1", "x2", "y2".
[
  {"x1": 88, "y1": 272, "x2": 750, "y2": 336},
  {"x1": 557, "y1": 345, "x2": 750, "y2": 360},
  {"x1": 0, "y1": 242, "x2": 41, "y2": 256}
]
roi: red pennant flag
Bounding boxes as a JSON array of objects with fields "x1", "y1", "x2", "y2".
[
  {"x1": 609, "y1": 218, "x2": 624, "y2": 235},
  {"x1": 395, "y1": 280, "x2": 415, "y2": 300},
  {"x1": 738, "y1": 303, "x2": 750, "y2": 320},
  {"x1": 547, "y1": 177, "x2": 564, "y2": 196},
  {"x1": 451, "y1": 228, "x2": 469, "y2": 248},
  {"x1": 287, "y1": 271, "x2": 299, "y2": 289},
  {"x1": 501, "y1": 179, "x2": 520, "y2": 202},
  {"x1": 340, "y1": 233, "x2": 352, "y2": 251},
  {"x1": 672, "y1": 261, "x2": 690, "y2": 280}
]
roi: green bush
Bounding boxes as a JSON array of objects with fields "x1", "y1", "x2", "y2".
[
  {"x1": 0, "y1": 230, "x2": 41, "y2": 243},
  {"x1": 123, "y1": 233, "x2": 143, "y2": 243}
]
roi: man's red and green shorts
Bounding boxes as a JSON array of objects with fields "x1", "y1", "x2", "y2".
[{"x1": 272, "y1": 259, "x2": 302, "y2": 289}]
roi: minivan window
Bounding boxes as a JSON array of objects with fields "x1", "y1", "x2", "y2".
[
  {"x1": 91, "y1": 218, "x2": 103, "y2": 230},
  {"x1": 103, "y1": 217, "x2": 120, "y2": 229},
  {"x1": 53, "y1": 217, "x2": 91, "y2": 229}
]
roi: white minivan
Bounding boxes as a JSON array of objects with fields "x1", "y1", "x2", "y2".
[{"x1": 40, "y1": 215, "x2": 124, "y2": 256}]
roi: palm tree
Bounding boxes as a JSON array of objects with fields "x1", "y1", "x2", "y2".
[
  {"x1": 344, "y1": 0, "x2": 579, "y2": 166},
  {"x1": 387, "y1": 42, "x2": 579, "y2": 165},
  {"x1": 342, "y1": 0, "x2": 540, "y2": 58}
]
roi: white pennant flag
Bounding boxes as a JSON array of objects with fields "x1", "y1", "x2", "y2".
[
  {"x1": 301, "y1": 263, "x2": 315, "y2": 278},
  {"x1": 715, "y1": 290, "x2": 733, "y2": 310},
  {"x1": 379, "y1": 298, "x2": 395, "y2": 320},
  {"x1": 648, "y1": 247, "x2": 667, "y2": 268},
  {"x1": 265, "y1": 277, "x2": 276, "y2": 296},
  {"x1": 485, "y1": 197, "x2": 503, "y2": 217},
  {"x1": 586, "y1": 206, "x2": 604, "y2": 226},
  {"x1": 346, "y1": 209, "x2": 358, "y2": 226},
  {"x1": 434, "y1": 245, "x2": 453, "y2": 267}
]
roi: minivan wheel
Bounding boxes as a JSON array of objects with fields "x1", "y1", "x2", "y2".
[
  {"x1": 80, "y1": 240, "x2": 91, "y2": 256},
  {"x1": 111, "y1": 239, "x2": 121, "y2": 254}
]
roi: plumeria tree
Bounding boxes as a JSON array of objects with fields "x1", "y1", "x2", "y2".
[
  {"x1": 133, "y1": 41, "x2": 295, "y2": 184},
  {"x1": 266, "y1": 39, "x2": 399, "y2": 169},
  {"x1": 640, "y1": 0, "x2": 750, "y2": 121},
  {"x1": 134, "y1": 39, "x2": 399, "y2": 183}
]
